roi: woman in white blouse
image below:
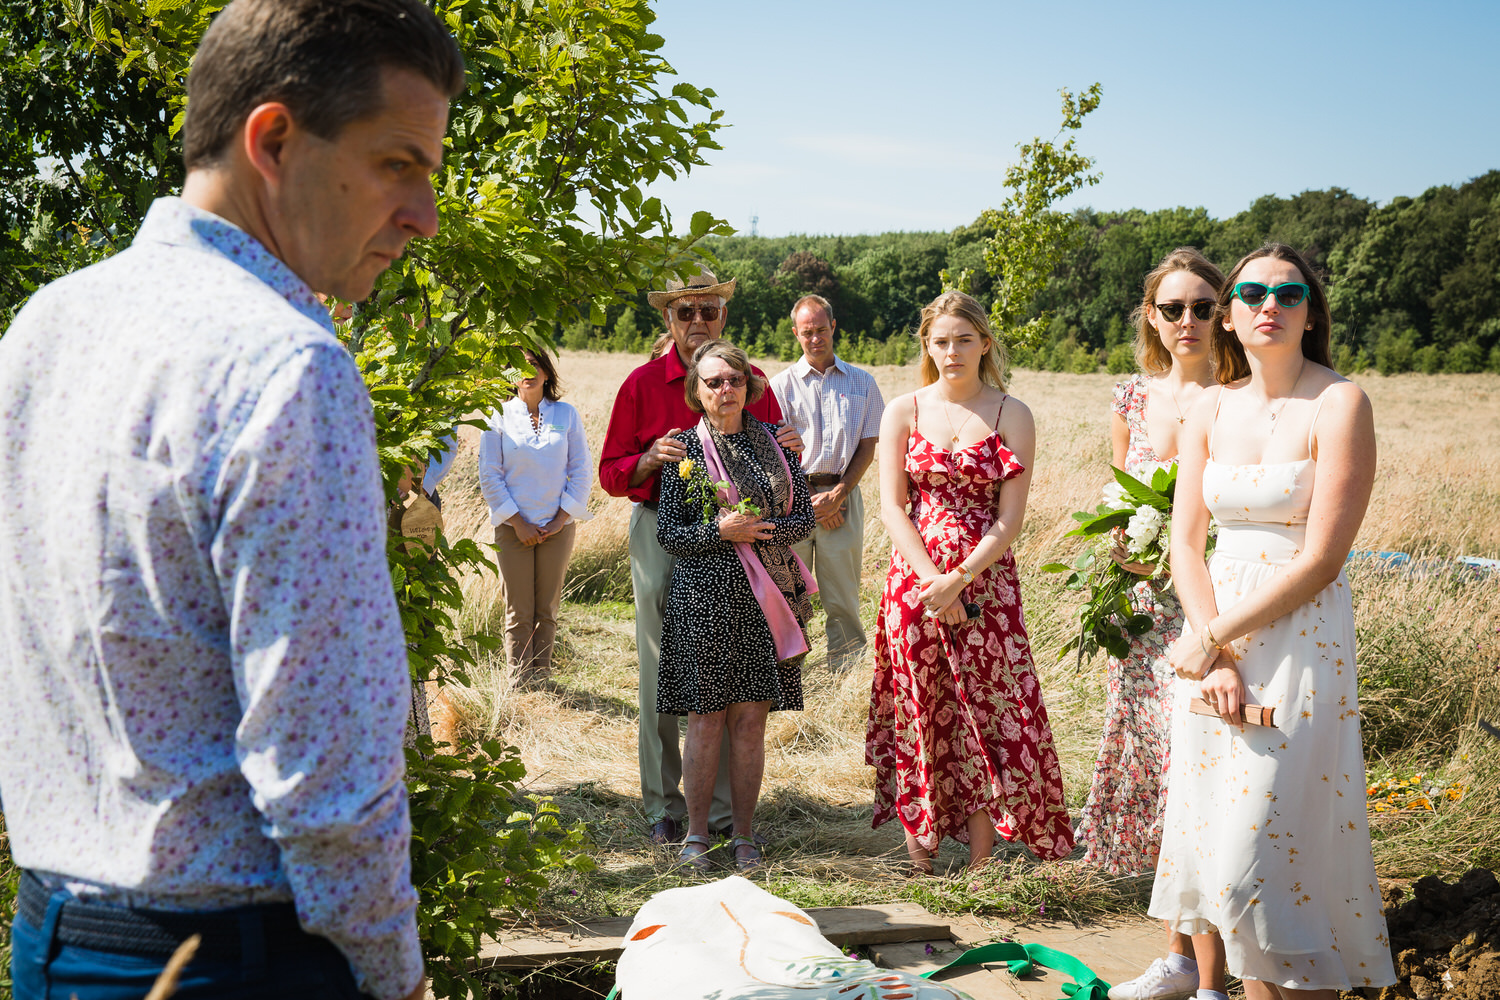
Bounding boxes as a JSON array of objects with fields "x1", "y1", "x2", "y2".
[{"x1": 479, "y1": 348, "x2": 593, "y2": 679}]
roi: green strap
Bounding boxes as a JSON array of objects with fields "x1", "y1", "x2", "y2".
[
  {"x1": 921, "y1": 940, "x2": 1112, "y2": 1000},
  {"x1": 608, "y1": 941, "x2": 1109, "y2": 1000}
]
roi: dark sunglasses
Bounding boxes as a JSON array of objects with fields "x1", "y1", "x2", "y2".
[
  {"x1": 675, "y1": 304, "x2": 721, "y2": 323},
  {"x1": 1155, "y1": 300, "x2": 1215, "y2": 323},
  {"x1": 1232, "y1": 281, "x2": 1310, "y2": 309},
  {"x1": 701, "y1": 374, "x2": 747, "y2": 390}
]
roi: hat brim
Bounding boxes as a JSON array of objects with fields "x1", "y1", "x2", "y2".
[{"x1": 646, "y1": 278, "x2": 737, "y2": 309}]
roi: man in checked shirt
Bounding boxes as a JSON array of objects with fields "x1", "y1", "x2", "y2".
[{"x1": 769, "y1": 295, "x2": 885, "y2": 672}]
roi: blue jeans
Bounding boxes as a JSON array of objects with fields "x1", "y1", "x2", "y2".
[{"x1": 11, "y1": 883, "x2": 374, "y2": 1000}]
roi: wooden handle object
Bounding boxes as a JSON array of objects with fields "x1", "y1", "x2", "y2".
[{"x1": 1190, "y1": 697, "x2": 1277, "y2": 729}]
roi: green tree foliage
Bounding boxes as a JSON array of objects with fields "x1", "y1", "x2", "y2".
[
  {"x1": 1, "y1": 0, "x2": 729, "y2": 994},
  {"x1": 969, "y1": 83, "x2": 1103, "y2": 352}
]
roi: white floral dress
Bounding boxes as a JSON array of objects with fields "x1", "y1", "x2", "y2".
[
  {"x1": 1148, "y1": 390, "x2": 1395, "y2": 991},
  {"x1": 1077, "y1": 375, "x2": 1183, "y2": 873}
]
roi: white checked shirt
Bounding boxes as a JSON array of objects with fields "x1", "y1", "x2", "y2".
[{"x1": 769, "y1": 355, "x2": 885, "y2": 476}]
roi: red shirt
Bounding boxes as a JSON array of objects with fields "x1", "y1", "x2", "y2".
[{"x1": 599, "y1": 347, "x2": 784, "y2": 503}]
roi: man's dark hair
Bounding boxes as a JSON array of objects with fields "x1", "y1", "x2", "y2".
[{"x1": 183, "y1": 0, "x2": 466, "y2": 170}]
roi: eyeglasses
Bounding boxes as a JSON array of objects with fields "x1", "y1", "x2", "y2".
[
  {"x1": 1155, "y1": 300, "x2": 1215, "y2": 323},
  {"x1": 700, "y1": 374, "x2": 747, "y2": 391},
  {"x1": 1232, "y1": 281, "x2": 1310, "y2": 309},
  {"x1": 674, "y1": 304, "x2": 721, "y2": 323}
]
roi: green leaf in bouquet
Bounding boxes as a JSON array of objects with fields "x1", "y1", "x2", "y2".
[
  {"x1": 1039, "y1": 562, "x2": 1072, "y2": 574},
  {"x1": 1064, "y1": 507, "x2": 1132, "y2": 537},
  {"x1": 1126, "y1": 613, "x2": 1154, "y2": 634},
  {"x1": 1150, "y1": 463, "x2": 1177, "y2": 498},
  {"x1": 1110, "y1": 465, "x2": 1172, "y2": 512}
]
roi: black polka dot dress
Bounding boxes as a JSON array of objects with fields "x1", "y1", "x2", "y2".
[{"x1": 655, "y1": 422, "x2": 814, "y2": 716}]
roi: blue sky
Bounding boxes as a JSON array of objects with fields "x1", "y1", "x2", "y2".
[{"x1": 643, "y1": 0, "x2": 1500, "y2": 237}]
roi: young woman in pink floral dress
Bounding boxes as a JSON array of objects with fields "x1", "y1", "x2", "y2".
[
  {"x1": 866, "y1": 291, "x2": 1073, "y2": 875},
  {"x1": 1088, "y1": 248, "x2": 1226, "y2": 1000}
]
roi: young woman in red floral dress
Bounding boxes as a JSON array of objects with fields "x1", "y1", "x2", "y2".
[{"x1": 866, "y1": 291, "x2": 1073, "y2": 875}]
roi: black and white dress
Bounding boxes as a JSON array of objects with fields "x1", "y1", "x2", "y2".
[{"x1": 656, "y1": 415, "x2": 815, "y2": 716}]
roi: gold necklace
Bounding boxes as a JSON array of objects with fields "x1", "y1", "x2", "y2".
[
  {"x1": 939, "y1": 389, "x2": 982, "y2": 445},
  {"x1": 1259, "y1": 359, "x2": 1307, "y2": 434},
  {"x1": 1165, "y1": 380, "x2": 1187, "y2": 424}
]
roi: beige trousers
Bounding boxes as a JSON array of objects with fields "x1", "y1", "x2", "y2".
[
  {"x1": 792, "y1": 484, "x2": 868, "y2": 669},
  {"x1": 630, "y1": 504, "x2": 732, "y2": 827},
  {"x1": 495, "y1": 520, "x2": 577, "y2": 677}
]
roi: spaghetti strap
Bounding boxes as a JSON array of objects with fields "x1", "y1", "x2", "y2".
[
  {"x1": 1207, "y1": 387, "x2": 1226, "y2": 462},
  {"x1": 992, "y1": 393, "x2": 1007, "y2": 431},
  {"x1": 1306, "y1": 389, "x2": 1328, "y2": 458},
  {"x1": 908, "y1": 394, "x2": 919, "y2": 451}
]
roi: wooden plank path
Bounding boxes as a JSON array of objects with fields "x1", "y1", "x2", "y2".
[
  {"x1": 479, "y1": 902, "x2": 1164, "y2": 1000},
  {"x1": 478, "y1": 901, "x2": 951, "y2": 967}
]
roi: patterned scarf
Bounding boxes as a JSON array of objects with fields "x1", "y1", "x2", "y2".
[{"x1": 704, "y1": 414, "x2": 814, "y2": 644}]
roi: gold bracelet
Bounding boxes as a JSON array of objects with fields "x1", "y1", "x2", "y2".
[
  {"x1": 1204, "y1": 621, "x2": 1223, "y2": 650},
  {"x1": 1199, "y1": 631, "x2": 1215, "y2": 657}
]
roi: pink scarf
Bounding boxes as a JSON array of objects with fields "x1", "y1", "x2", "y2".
[{"x1": 695, "y1": 420, "x2": 817, "y2": 662}]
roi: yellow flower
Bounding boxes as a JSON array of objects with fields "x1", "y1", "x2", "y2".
[{"x1": 678, "y1": 458, "x2": 694, "y2": 479}]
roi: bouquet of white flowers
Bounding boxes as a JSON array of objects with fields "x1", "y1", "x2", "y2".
[{"x1": 1042, "y1": 462, "x2": 1181, "y2": 664}]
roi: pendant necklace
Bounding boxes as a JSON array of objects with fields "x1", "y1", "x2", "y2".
[
  {"x1": 940, "y1": 389, "x2": 982, "y2": 445},
  {"x1": 1260, "y1": 359, "x2": 1307, "y2": 435},
  {"x1": 1165, "y1": 379, "x2": 1187, "y2": 424}
]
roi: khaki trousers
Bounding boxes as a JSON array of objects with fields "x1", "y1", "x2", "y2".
[
  {"x1": 495, "y1": 520, "x2": 577, "y2": 677},
  {"x1": 792, "y1": 484, "x2": 868, "y2": 670},
  {"x1": 630, "y1": 504, "x2": 732, "y2": 827}
]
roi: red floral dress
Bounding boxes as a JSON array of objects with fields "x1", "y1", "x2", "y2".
[{"x1": 865, "y1": 402, "x2": 1074, "y2": 860}]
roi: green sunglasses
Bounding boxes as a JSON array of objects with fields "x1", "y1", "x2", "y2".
[{"x1": 1232, "y1": 281, "x2": 1310, "y2": 309}]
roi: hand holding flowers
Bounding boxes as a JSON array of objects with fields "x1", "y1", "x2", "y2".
[{"x1": 677, "y1": 457, "x2": 765, "y2": 529}]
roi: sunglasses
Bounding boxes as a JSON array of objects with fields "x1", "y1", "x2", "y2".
[
  {"x1": 1232, "y1": 281, "x2": 1310, "y2": 309},
  {"x1": 674, "y1": 304, "x2": 721, "y2": 323},
  {"x1": 1155, "y1": 300, "x2": 1215, "y2": 323},
  {"x1": 700, "y1": 374, "x2": 747, "y2": 391}
]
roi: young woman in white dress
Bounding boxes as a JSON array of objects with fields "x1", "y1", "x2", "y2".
[{"x1": 1150, "y1": 244, "x2": 1396, "y2": 1000}]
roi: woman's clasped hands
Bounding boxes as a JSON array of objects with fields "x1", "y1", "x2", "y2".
[
  {"x1": 717, "y1": 509, "x2": 773, "y2": 543},
  {"x1": 916, "y1": 570, "x2": 968, "y2": 625},
  {"x1": 1169, "y1": 628, "x2": 1248, "y2": 726}
]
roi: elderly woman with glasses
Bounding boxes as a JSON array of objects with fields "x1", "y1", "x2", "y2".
[{"x1": 655, "y1": 340, "x2": 815, "y2": 873}]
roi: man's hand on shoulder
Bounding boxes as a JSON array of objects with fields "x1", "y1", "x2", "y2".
[
  {"x1": 628, "y1": 427, "x2": 687, "y2": 487},
  {"x1": 772, "y1": 422, "x2": 803, "y2": 455}
]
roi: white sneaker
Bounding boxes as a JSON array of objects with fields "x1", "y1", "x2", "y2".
[{"x1": 1106, "y1": 958, "x2": 1197, "y2": 1000}]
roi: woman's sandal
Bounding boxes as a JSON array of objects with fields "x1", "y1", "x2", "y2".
[
  {"x1": 729, "y1": 835, "x2": 764, "y2": 873},
  {"x1": 677, "y1": 834, "x2": 714, "y2": 873}
]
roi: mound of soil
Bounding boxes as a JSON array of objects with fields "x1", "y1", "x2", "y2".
[{"x1": 1372, "y1": 868, "x2": 1500, "y2": 999}]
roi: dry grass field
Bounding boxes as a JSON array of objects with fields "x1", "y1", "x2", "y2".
[{"x1": 433, "y1": 351, "x2": 1500, "y2": 924}]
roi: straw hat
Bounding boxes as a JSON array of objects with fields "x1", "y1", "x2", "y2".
[{"x1": 646, "y1": 265, "x2": 737, "y2": 309}]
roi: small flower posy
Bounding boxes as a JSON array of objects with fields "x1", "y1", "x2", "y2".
[{"x1": 677, "y1": 457, "x2": 762, "y2": 525}]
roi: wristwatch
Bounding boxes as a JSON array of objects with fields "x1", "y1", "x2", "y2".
[{"x1": 956, "y1": 565, "x2": 975, "y2": 586}]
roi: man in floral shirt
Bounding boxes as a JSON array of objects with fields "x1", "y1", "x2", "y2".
[{"x1": 0, "y1": 2, "x2": 463, "y2": 998}]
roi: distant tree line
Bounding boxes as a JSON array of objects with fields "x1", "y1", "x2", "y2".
[{"x1": 561, "y1": 170, "x2": 1500, "y2": 375}]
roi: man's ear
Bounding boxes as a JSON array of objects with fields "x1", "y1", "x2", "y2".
[{"x1": 240, "y1": 101, "x2": 298, "y2": 189}]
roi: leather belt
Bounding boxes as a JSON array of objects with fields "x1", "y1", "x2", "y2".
[
  {"x1": 17, "y1": 871, "x2": 329, "y2": 962},
  {"x1": 806, "y1": 473, "x2": 843, "y2": 490}
]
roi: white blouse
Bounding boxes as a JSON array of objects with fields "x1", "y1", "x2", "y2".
[{"x1": 478, "y1": 397, "x2": 594, "y2": 527}]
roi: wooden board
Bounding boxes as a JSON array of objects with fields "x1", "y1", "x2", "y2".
[{"x1": 479, "y1": 901, "x2": 952, "y2": 968}]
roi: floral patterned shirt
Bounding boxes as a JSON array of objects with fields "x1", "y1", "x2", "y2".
[{"x1": 0, "y1": 198, "x2": 421, "y2": 999}]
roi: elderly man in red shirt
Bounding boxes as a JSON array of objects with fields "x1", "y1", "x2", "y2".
[{"x1": 599, "y1": 267, "x2": 801, "y2": 846}]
